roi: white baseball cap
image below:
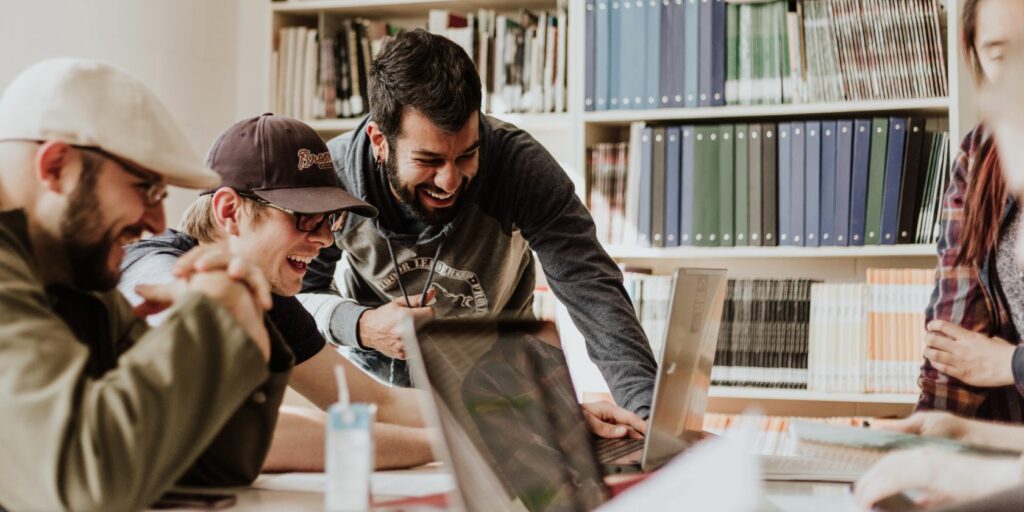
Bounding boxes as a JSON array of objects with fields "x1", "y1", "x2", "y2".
[{"x1": 0, "y1": 58, "x2": 220, "y2": 189}]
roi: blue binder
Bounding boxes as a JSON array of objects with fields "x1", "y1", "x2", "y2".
[
  {"x1": 834, "y1": 120, "x2": 855, "y2": 246},
  {"x1": 777, "y1": 123, "x2": 792, "y2": 245},
  {"x1": 880, "y1": 117, "x2": 909, "y2": 245},
  {"x1": 683, "y1": 0, "x2": 700, "y2": 108},
  {"x1": 585, "y1": 0, "x2": 596, "y2": 111},
  {"x1": 681, "y1": 125, "x2": 696, "y2": 245},
  {"x1": 645, "y1": 0, "x2": 661, "y2": 109},
  {"x1": 849, "y1": 119, "x2": 873, "y2": 246},
  {"x1": 710, "y1": 0, "x2": 727, "y2": 106},
  {"x1": 791, "y1": 122, "x2": 806, "y2": 247},
  {"x1": 804, "y1": 121, "x2": 822, "y2": 247},
  {"x1": 819, "y1": 121, "x2": 837, "y2": 246}
]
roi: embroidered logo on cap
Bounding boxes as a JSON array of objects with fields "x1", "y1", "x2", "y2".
[{"x1": 297, "y1": 149, "x2": 332, "y2": 171}]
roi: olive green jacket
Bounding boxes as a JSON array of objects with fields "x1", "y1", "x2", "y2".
[{"x1": 0, "y1": 209, "x2": 294, "y2": 511}]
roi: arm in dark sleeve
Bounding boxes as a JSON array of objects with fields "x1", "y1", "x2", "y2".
[{"x1": 486, "y1": 127, "x2": 657, "y2": 417}]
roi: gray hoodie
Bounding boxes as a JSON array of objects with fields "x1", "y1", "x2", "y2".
[{"x1": 299, "y1": 114, "x2": 656, "y2": 416}]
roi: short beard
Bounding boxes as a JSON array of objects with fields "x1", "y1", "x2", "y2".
[
  {"x1": 383, "y1": 140, "x2": 465, "y2": 226},
  {"x1": 59, "y1": 165, "x2": 122, "y2": 291}
]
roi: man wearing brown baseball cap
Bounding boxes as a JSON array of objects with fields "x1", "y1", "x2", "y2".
[
  {"x1": 0, "y1": 59, "x2": 290, "y2": 510},
  {"x1": 120, "y1": 113, "x2": 434, "y2": 472}
]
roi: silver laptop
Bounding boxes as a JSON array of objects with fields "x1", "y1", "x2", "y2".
[{"x1": 595, "y1": 267, "x2": 728, "y2": 472}]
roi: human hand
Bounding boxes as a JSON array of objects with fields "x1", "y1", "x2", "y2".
[
  {"x1": 171, "y1": 244, "x2": 273, "y2": 309},
  {"x1": 870, "y1": 411, "x2": 969, "y2": 441},
  {"x1": 924, "y1": 320, "x2": 1016, "y2": 387},
  {"x1": 358, "y1": 289, "x2": 436, "y2": 359},
  {"x1": 853, "y1": 448, "x2": 1020, "y2": 509},
  {"x1": 581, "y1": 401, "x2": 647, "y2": 439}
]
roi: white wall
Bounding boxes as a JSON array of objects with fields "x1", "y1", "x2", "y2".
[{"x1": 0, "y1": 0, "x2": 246, "y2": 225}]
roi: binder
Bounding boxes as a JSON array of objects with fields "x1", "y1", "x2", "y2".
[
  {"x1": 762, "y1": 123, "x2": 778, "y2": 246},
  {"x1": 791, "y1": 122, "x2": 806, "y2": 246},
  {"x1": 864, "y1": 118, "x2": 890, "y2": 245},
  {"x1": 620, "y1": 0, "x2": 643, "y2": 108},
  {"x1": 645, "y1": 0, "x2": 662, "y2": 109},
  {"x1": 819, "y1": 121, "x2": 838, "y2": 246},
  {"x1": 720, "y1": 124, "x2": 736, "y2": 246},
  {"x1": 585, "y1": 0, "x2": 597, "y2": 111},
  {"x1": 698, "y1": 0, "x2": 713, "y2": 106},
  {"x1": 897, "y1": 117, "x2": 928, "y2": 244},
  {"x1": 609, "y1": 0, "x2": 622, "y2": 109},
  {"x1": 665, "y1": 126, "x2": 683, "y2": 247},
  {"x1": 777, "y1": 123, "x2": 792, "y2": 245},
  {"x1": 683, "y1": 0, "x2": 700, "y2": 107},
  {"x1": 880, "y1": 117, "x2": 909, "y2": 244},
  {"x1": 651, "y1": 127, "x2": 667, "y2": 246},
  {"x1": 834, "y1": 120, "x2": 855, "y2": 246},
  {"x1": 748, "y1": 124, "x2": 763, "y2": 246},
  {"x1": 734, "y1": 124, "x2": 750, "y2": 246},
  {"x1": 710, "y1": 0, "x2": 727, "y2": 106},
  {"x1": 805, "y1": 121, "x2": 822, "y2": 247},
  {"x1": 638, "y1": 126, "x2": 653, "y2": 246},
  {"x1": 849, "y1": 119, "x2": 873, "y2": 246},
  {"x1": 681, "y1": 126, "x2": 696, "y2": 245}
]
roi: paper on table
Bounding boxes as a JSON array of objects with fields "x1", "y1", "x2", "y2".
[
  {"x1": 598, "y1": 419, "x2": 763, "y2": 512},
  {"x1": 252, "y1": 471, "x2": 454, "y2": 498}
]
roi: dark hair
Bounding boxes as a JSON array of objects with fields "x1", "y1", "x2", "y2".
[
  {"x1": 958, "y1": 0, "x2": 1007, "y2": 267},
  {"x1": 368, "y1": 29, "x2": 482, "y2": 139}
]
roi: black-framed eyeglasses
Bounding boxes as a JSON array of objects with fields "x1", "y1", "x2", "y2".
[
  {"x1": 238, "y1": 192, "x2": 348, "y2": 233},
  {"x1": 74, "y1": 146, "x2": 169, "y2": 206}
]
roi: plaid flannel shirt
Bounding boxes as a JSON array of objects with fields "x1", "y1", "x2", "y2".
[{"x1": 918, "y1": 125, "x2": 1024, "y2": 421}]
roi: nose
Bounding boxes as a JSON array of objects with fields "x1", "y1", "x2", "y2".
[
  {"x1": 309, "y1": 218, "x2": 334, "y2": 248},
  {"x1": 434, "y1": 162, "x2": 461, "y2": 193},
  {"x1": 142, "y1": 203, "x2": 166, "y2": 234}
]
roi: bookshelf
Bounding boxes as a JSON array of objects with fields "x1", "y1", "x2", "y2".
[{"x1": 266, "y1": 0, "x2": 972, "y2": 417}]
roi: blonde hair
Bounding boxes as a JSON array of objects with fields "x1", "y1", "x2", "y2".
[{"x1": 178, "y1": 193, "x2": 269, "y2": 243}]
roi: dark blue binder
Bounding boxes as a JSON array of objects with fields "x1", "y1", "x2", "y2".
[
  {"x1": 664, "y1": 0, "x2": 685, "y2": 108},
  {"x1": 645, "y1": 0, "x2": 661, "y2": 109},
  {"x1": 585, "y1": 0, "x2": 597, "y2": 111},
  {"x1": 665, "y1": 126, "x2": 682, "y2": 246},
  {"x1": 834, "y1": 120, "x2": 855, "y2": 246},
  {"x1": 681, "y1": 125, "x2": 696, "y2": 245},
  {"x1": 710, "y1": 0, "x2": 727, "y2": 106},
  {"x1": 819, "y1": 121, "x2": 838, "y2": 246},
  {"x1": 683, "y1": 0, "x2": 700, "y2": 108},
  {"x1": 880, "y1": 117, "x2": 909, "y2": 245},
  {"x1": 638, "y1": 126, "x2": 654, "y2": 246},
  {"x1": 791, "y1": 122, "x2": 806, "y2": 246},
  {"x1": 777, "y1": 123, "x2": 792, "y2": 245},
  {"x1": 849, "y1": 119, "x2": 873, "y2": 246},
  {"x1": 620, "y1": 0, "x2": 643, "y2": 109},
  {"x1": 804, "y1": 121, "x2": 822, "y2": 247}
]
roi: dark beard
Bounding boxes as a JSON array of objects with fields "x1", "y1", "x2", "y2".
[
  {"x1": 60, "y1": 171, "x2": 122, "y2": 291},
  {"x1": 383, "y1": 149, "x2": 465, "y2": 226}
]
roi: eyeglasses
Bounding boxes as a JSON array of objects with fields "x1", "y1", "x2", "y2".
[
  {"x1": 74, "y1": 145, "x2": 168, "y2": 206},
  {"x1": 239, "y1": 192, "x2": 348, "y2": 233}
]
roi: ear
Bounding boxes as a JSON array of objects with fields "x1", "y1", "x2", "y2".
[
  {"x1": 34, "y1": 141, "x2": 75, "y2": 193},
  {"x1": 366, "y1": 121, "x2": 390, "y2": 164},
  {"x1": 210, "y1": 188, "x2": 243, "y2": 236}
]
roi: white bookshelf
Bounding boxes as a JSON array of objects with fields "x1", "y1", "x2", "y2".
[{"x1": 266, "y1": 0, "x2": 973, "y2": 417}]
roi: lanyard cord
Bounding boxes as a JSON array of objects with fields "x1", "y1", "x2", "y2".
[{"x1": 384, "y1": 237, "x2": 445, "y2": 307}]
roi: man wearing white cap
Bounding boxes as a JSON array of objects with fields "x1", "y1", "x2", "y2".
[{"x1": 0, "y1": 58, "x2": 292, "y2": 510}]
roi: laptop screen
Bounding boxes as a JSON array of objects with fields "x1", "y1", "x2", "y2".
[{"x1": 409, "y1": 319, "x2": 609, "y2": 512}]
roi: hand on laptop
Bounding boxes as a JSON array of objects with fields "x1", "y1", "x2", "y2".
[
  {"x1": 581, "y1": 401, "x2": 647, "y2": 439},
  {"x1": 358, "y1": 289, "x2": 436, "y2": 359}
]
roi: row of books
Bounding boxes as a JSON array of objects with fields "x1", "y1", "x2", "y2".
[
  {"x1": 272, "y1": 5, "x2": 569, "y2": 121},
  {"x1": 272, "y1": 21, "x2": 388, "y2": 121},
  {"x1": 624, "y1": 272, "x2": 932, "y2": 392},
  {"x1": 430, "y1": 7, "x2": 569, "y2": 115},
  {"x1": 586, "y1": 118, "x2": 951, "y2": 248},
  {"x1": 808, "y1": 269, "x2": 933, "y2": 394},
  {"x1": 584, "y1": 0, "x2": 947, "y2": 111}
]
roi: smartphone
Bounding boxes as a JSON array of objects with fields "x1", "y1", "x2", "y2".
[{"x1": 151, "y1": 491, "x2": 237, "y2": 510}]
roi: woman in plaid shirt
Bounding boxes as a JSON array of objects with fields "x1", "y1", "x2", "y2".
[{"x1": 918, "y1": 0, "x2": 1024, "y2": 422}]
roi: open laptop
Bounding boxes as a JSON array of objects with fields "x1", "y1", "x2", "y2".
[
  {"x1": 402, "y1": 268, "x2": 727, "y2": 507},
  {"x1": 596, "y1": 267, "x2": 728, "y2": 472}
]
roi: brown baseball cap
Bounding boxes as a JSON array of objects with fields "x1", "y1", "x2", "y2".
[{"x1": 205, "y1": 113, "x2": 377, "y2": 218}]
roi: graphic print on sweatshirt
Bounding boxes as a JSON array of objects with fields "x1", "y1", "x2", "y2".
[{"x1": 376, "y1": 256, "x2": 489, "y2": 317}]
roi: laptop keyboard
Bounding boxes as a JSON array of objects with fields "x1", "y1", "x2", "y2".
[{"x1": 594, "y1": 437, "x2": 645, "y2": 463}]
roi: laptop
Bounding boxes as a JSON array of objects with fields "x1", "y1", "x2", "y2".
[
  {"x1": 596, "y1": 267, "x2": 728, "y2": 472},
  {"x1": 401, "y1": 268, "x2": 727, "y2": 509}
]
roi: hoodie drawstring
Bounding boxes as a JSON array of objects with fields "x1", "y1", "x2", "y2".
[{"x1": 383, "y1": 236, "x2": 445, "y2": 385}]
